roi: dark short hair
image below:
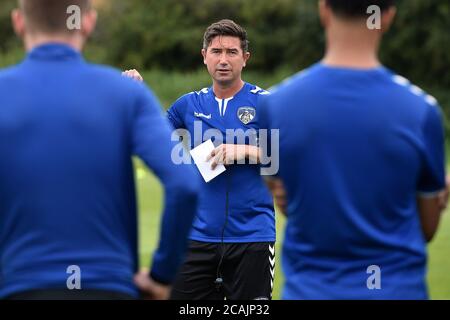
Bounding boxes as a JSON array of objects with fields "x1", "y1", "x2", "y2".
[
  {"x1": 19, "y1": 0, "x2": 91, "y2": 34},
  {"x1": 203, "y1": 19, "x2": 249, "y2": 53},
  {"x1": 326, "y1": 0, "x2": 395, "y2": 17}
]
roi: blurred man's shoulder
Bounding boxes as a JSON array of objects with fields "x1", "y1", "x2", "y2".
[
  {"x1": 86, "y1": 63, "x2": 130, "y2": 83},
  {"x1": 267, "y1": 67, "x2": 317, "y2": 97},
  {"x1": 379, "y1": 71, "x2": 442, "y2": 126},
  {"x1": 388, "y1": 72, "x2": 439, "y2": 109},
  {"x1": 86, "y1": 63, "x2": 150, "y2": 95},
  {"x1": 0, "y1": 64, "x2": 22, "y2": 81}
]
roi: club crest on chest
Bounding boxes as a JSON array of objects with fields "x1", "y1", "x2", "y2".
[{"x1": 237, "y1": 107, "x2": 256, "y2": 125}]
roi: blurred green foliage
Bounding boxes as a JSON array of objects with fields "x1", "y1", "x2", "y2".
[
  {"x1": 0, "y1": 0, "x2": 448, "y2": 117},
  {"x1": 1, "y1": 0, "x2": 448, "y2": 83}
]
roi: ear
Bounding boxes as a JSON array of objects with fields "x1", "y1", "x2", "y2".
[
  {"x1": 381, "y1": 6, "x2": 396, "y2": 33},
  {"x1": 243, "y1": 51, "x2": 250, "y2": 68},
  {"x1": 81, "y1": 9, "x2": 97, "y2": 38},
  {"x1": 201, "y1": 48, "x2": 207, "y2": 65},
  {"x1": 11, "y1": 9, "x2": 25, "y2": 38},
  {"x1": 318, "y1": 0, "x2": 331, "y2": 29}
]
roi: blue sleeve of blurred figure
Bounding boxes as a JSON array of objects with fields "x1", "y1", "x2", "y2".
[
  {"x1": 166, "y1": 95, "x2": 188, "y2": 130},
  {"x1": 131, "y1": 85, "x2": 199, "y2": 284},
  {"x1": 417, "y1": 104, "x2": 446, "y2": 194}
]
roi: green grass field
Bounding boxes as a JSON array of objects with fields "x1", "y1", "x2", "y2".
[{"x1": 135, "y1": 160, "x2": 450, "y2": 300}]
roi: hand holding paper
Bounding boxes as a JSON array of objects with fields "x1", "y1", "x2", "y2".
[{"x1": 189, "y1": 140, "x2": 226, "y2": 183}]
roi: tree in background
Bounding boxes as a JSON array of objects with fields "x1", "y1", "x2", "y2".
[{"x1": 0, "y1": 0, "x2": 448, "y2": 87}]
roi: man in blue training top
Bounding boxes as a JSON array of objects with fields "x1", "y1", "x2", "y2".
[
  {"x1": 259, "y1": 0, "x2": 448, "y2": 299},
  {"x1": 124, "y1": 20, "x2": 276, "y2": 300},
  {"x1": 0, "y1": 0, "x2": 199, "y2": 300}
]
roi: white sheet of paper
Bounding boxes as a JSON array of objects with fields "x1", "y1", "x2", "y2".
[{"x1": 189, "y1": 140, "x2": 226, "y2": 183}]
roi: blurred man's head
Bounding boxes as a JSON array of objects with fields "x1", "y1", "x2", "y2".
[
  {"x1": 324, "y1": 0, "x2": 395, "y2": 18},
  {"x1": 12, "y1": 0, "x2": 97, "y2": 50},
  {"x1": 319, "y1": 0, "x2": 396, "y2": 68},
  {"x1": 319, "y1": 0, "x2": 396, "y2": 31},
  {"x1": 202, "y1": 19, "x2": 250, "y2": 88}
]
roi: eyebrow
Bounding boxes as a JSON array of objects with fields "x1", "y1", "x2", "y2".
[{"x1": 209, "y1": 47, "x2": 240, "y2": 51}]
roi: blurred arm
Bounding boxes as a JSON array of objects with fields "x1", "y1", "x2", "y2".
[
  {"x1": 417, "y1": 177, "x2": 449, "y2": 242},
  {"x1": 417, "y1": 105, "x2": 447, "y2": 243},
  {"x1": 131, "y1": 85, "x2": 199, "y2": 291},
  {"x1": 265, "y1": 177, "x2": 287, "y2": 216}
]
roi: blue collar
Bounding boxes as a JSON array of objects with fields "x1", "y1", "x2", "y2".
[
  {"x1": 27, "y1": 43, "x2": 83, "y2": 61},
  {"x1": 209, "y1": 82, "x2": 250, "y2": 100}
]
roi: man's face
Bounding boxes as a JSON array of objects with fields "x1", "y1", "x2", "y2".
[{"x1": 202, "y1": 36, "x2": 250, "y2": 87}]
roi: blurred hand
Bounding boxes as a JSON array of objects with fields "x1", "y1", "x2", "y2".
[
  {"x1": 265, "y1": 177, "x2": 287, "y2": 216},
  {"x1": 207, "y1": 144, "x2": 258, "y2": 170},
  {"x1": 122, "y1": 69, "x2": 144, "y2": 82},
  {"x1": 134, "y1": 269, "x2": 171, "y2": 300}
]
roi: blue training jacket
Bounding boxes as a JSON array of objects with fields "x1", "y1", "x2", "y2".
[{"x1": 0, "y1": 43, "x2": 199, "y2": 298}]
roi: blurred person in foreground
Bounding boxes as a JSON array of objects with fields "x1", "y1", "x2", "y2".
[
  {"x1": 0, "y1": 0, "x2": 199, "y2": 300},
  {"x1": 259, "y1": 0, "x2": 448, "y2": 299}
]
